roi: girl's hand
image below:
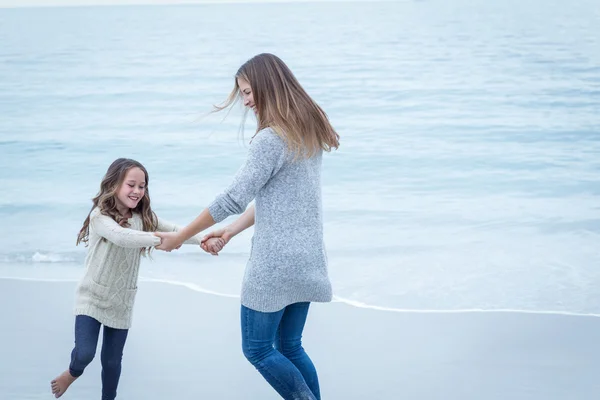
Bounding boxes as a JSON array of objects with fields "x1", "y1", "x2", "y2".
[
  {"x1": 203, "y1": 237, "x2": 226, "y2": 256},
  {"x1": 201, "y1": 228, "x2": 233, "y2": 256},
  {"x1": 154, "y1": 231, "x2": 183, "y2": 252}
]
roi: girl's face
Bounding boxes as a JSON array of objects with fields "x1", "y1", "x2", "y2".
[
  {"x1": 116, "y1": 167, "x2": 146, "y2": 212},
  {"x1": 237, "y1": 78, "x2": 256, "y2": 114}
]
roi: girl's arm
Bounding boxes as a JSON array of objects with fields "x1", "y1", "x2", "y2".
[
  {"x1": 156, "y1": 218, "x2": 205, "y2": 245},
  {"x1": 90, "y1": 214, "x2": 161, "y2": 248},
  {"x1": 156, "y1": 129, "x2": 285, "y2": 251}
]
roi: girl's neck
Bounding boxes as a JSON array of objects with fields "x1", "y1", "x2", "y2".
[{"x1": 116, "y1": 204, "x2": 132, "y2": 219}]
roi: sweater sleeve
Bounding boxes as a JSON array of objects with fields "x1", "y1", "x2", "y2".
[
  {"x1": 90, "y1": 214, "x2": 161, "y2": 248},
  {"x1": 156, "y1": 217, "x2": 203, "y2": 245},
  {"x1": 208, "y1": 129, "x2": 287, "y2": 223}
]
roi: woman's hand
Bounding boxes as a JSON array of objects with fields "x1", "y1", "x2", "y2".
[
  {"x1": 203, "y1": 237, "x2": 226, "y2": 256},
  {"x1": 154, "y1": 231, "x2": 184, "y2": 252},
  {"x1": 201, "y1": 228, "x2": 233, "y2": 256}
]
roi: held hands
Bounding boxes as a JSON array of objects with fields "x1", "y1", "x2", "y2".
[
  {"x1": 202, "y1": 237, "x2": 226, "y2": 256},
  {"x1": 153, "y1": 228, "x2": 232, "y2": 255},
  {"x1": 201, "y1": 228, "x2": 233, "y2": 256},
  {"x1": 152, "y1": 235, "x2": 182, "y2": 250},
  {"x1": 154, "y1": 231, "x2": 183, "y2": 252}
]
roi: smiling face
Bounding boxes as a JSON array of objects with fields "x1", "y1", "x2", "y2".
[
  {"x1": 237, "y1": 77, "x2": 256, "y2": 114},
  {"x1": 115, "y1": 167, "x2": 146, "y2": 214}
]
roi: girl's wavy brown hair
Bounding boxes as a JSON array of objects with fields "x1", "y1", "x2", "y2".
[
  {"x1": 77, "y1": 158, "x2": 158, "y2": 255},
  {"x1": 214, "y1": 53, "x2": 340, "y2": 159}
]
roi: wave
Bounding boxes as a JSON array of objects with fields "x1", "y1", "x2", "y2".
[
  {"x1": 140, "y1": 278, "x2": 239, "y2": 298},
  {"x1": 0, "y1": 250, "x2": 252, "y2": 264},
  {"x1": 331, "y1": 296, "x2": 600, "y2": 318},
  {"x1": 0, "y1": 276, "x2": 79, "y2": 282},
  {"x1": 1, "y1": 275, "x2": 598, "y2": 319},
  {"x1": 0, "y1": 251, "x2": 81, "y2": 264},
  {"x1": 31, "y1": 251, "x2": 76, "y2": 263}
]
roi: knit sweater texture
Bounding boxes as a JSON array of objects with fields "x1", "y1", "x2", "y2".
[
  {"x1": 208, "y1": 128, "x2": 333, "y2": 312},
  {"x1": 74, "y1": 208, "x2": 201, "y2": 329}
]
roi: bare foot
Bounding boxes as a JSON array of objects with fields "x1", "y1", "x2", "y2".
[{"x1": 50, "y1": 370, "x2": 77, "y2": 398}]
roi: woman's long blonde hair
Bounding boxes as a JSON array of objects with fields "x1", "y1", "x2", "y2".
[
  {"x1": 77, "y1": 158, "x2": 158, "y2": 255},
  {"x1": 215, "y1": 53, "x2": 340, "y2": 158}
]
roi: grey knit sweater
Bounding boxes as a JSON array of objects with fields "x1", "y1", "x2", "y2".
[{"x1": 208, "y1": 128, "x2": 332, "y2": 312}]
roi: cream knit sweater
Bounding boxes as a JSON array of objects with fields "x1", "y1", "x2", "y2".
[{"x1": 74, "y1": 207, "x2": 201, "y2": 329}]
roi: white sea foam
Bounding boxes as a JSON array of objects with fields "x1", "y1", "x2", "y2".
[{"x1": 2, "y1": 275, "x2": 598, "y2": 319}]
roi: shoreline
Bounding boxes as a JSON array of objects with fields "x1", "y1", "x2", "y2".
[{"x1": 1, "y1": 275, "x2": 599, "y2": 319}]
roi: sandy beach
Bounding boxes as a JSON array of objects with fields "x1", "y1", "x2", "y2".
[{"x1": 0, "y1": 278, "x2": 599, "y2": 399}]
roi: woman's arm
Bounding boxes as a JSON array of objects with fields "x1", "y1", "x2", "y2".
[
  {"x1": 156, "y1": 217, "x2": 206, "y2": 245},
  {"x1": 155, "y1": 209, "x2": 217, "y2": 251},
  {"x1": 200, "y1": 204, "x2": 255, "y2": 254},
  {"x1": 224, "y1": 202, "x2": 256, "y2": 239},
  {"x1": 208, "y1": 204, "x2": 255, "y2": 243},
  {"x1": 91, "y1": 214, "x2": 161, "y2": 248},
  {"x1": 156, "y1": 130, "x2": 285, "y2": 251}
]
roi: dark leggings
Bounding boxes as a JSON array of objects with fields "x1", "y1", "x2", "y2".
[{"x1": 69, "y1": 315, "x2": 128, "y2": 400}]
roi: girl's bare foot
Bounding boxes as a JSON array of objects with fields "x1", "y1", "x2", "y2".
[{"x1": 50, "y1": 370, "x2": 77, "y2": 398}]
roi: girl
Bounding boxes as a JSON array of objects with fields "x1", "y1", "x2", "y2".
[
  {"x1": 50, "y1": 158, "x2": 223, "y2": 399},
  {"x1": 156, "y1": 53, "x2": 340, "y2": 400}
]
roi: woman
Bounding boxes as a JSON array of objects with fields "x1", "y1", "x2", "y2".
[{"x1": 156, "y1": 53, "x2": 339, "y2": 400}]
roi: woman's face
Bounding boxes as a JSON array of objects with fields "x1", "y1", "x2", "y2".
[{"x1": 237, "y1": 78, "x2": 256, "y2": 114}]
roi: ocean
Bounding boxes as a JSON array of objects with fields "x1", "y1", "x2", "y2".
[{"x1": 1, "y1": 0, "x2": 599, "y2": 316}]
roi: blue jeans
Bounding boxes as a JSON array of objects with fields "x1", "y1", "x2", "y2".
[
  {"x1": 69, "y1": 315, "x2": 128, "y2": 400},
  {"x1": 241, "y1": 302, "x2": 320, "y2": 400}
]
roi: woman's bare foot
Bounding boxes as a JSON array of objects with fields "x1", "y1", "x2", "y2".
[{"x1": 50, "y1": 370, "x2": 77, "y2": 398}]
